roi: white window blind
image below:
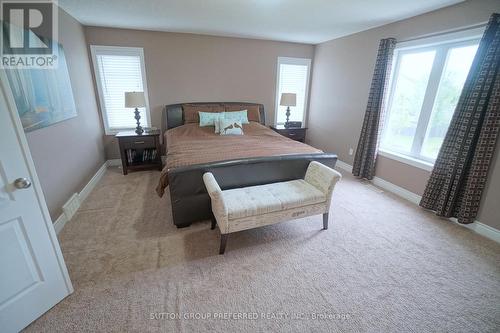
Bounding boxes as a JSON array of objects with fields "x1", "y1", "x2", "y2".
[
  {"x1": 90, "y1": 46, "x2": 150, "y2": 134},
  {"x1": 275, "y1": 57, "x2": 311, "y2": 124}
]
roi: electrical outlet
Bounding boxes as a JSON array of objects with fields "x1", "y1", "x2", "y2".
[{"x1": 349, "y1": 147, "x2": 354, "y2": 155}]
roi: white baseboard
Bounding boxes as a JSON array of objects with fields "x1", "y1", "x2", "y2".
[
  {"x1": 53, "y1": 161, "x2": 108, "y2": 235},
  {"x1": 79, "y1": 163, "x2": 107, "y2": 203},
  {"x1": 371, "y1": 176, "x2": 422, "y2": 205},
  {"x1": 449, "y1": 218, "x2": 500, "y2": 244},
  {"x1": 336, "y1": 159, "x2": 499, "y2": 243},
  {"x1": 335, "y1": 160, "x2": 353, "y2": 173},
  {"x1": 335, "y1": 159, "x2": 421, "y2": 204},
  {"x1": 107, "y1": 159, "x2": 121, "y2": 167},
  {"x1": 62, "y1": 193, "x2": 79, "y2": 220},
  {"x1": 53, "y1": 213, "x2": 67, "y2": 234}
]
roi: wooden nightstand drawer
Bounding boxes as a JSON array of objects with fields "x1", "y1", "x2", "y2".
[
  {"x1": 119, "y1": 136, "x2": 155, "y2": 149},
  {"x1": 270, "y1": 126, "x2": 307, "y2": 142},
  {"x1": 281, "y1": 128, "x2": 306, "y2": 141}
]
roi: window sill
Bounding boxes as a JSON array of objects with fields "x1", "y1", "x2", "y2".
[
  {"x1": 106, "y1": 127, "x2": 154, "y2": 136},
  {"x1": 378, "y1": 149, "x2": 434, "y2": 172},
  {"x1": 106, "y1": 129, "x2": 129, "y2": 136}
]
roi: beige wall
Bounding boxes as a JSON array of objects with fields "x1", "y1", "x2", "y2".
[
  {"x1": 84, "y1": 27, "x2": 315, "y2": 159},
  {"x1": 307, "y1": 0, "x2": 500, "y2": 229},
  {"x1": 25, "y1": 8, "x2": 105, "y2": 220}
]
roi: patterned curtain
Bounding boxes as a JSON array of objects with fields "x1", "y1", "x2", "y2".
[
  {"x1": 420, "y1": 13, "x2": 500, "y2": 224},
  {"x1": 352, "y1": 38, "x2": 396, "y2": 179}
]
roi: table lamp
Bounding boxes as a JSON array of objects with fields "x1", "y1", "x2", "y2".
[
  {"x1": 125, "y1": 91, "x2": 146, "y2": 134},
  {"x1": 280, "y1": 93, "x2": 296, "y2": 128}
]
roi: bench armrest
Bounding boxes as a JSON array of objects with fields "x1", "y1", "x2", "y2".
[
  {"x1": 305, "y1": 161, "x2": 342, "y2": 206},
  {"x1": 203, "y1": 172, "x2": 228, "y2": 228}
]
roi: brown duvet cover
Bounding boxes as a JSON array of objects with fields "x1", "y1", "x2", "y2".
[{"x1": 156, "y1": 122, "x2": 322, "y2": 196}]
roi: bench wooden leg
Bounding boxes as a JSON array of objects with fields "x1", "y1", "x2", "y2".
[
  {"x1": 323, "y1": 213, "x2": 329, "y2": 230},
  {"x1": 219, "y1": 234, "x2": 228, "y2": 255},
  {"x1": 210, "y1": 214, "x2": 217, "y2": 230}
]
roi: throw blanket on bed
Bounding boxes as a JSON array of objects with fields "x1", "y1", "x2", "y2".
[{"x1": 156, "y1": 122, "x2": 322, "y2": 196}]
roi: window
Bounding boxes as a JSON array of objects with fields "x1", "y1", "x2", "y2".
[
  {"x1": 380, "y1": 29, "x2": 481, "y2": 168},
  {"x1": 90, "y1": 46, "x2": 150, "y2": 134},
  {"x1": 275, "y1": 57, "x2": 311, "y2": 125}
]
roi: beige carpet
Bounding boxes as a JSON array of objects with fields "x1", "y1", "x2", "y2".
[{"x1": 25, "y1": 167, "x2": 500, "y2": 332}]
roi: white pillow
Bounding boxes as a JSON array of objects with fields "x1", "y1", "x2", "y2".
[
  {"x1": 214, "y1": 112, "x2": 225, "y2": 133},
  {"x1": 224, "y1": 110, "x2": 249, "y2": 124},
  {"x1": 219, "y1": 118, "x2": 244, "y2": 135},
  {"x1": 199, "y1": 112, "x2": 225, "y2": 133}
]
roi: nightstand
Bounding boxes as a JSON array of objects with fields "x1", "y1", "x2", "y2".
[
  {"x1": 270, "y1": 125, "x2": 307, "y2": 142},
  {"x1": 116, "y1": 130, "x2": 162, "y2": 175}
]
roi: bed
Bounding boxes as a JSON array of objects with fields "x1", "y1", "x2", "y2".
[{"x1": 157, "y1": 102, "x2": 337, "y2": 227}]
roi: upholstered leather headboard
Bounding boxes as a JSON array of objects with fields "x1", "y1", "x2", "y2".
[{"x1": 163, "y1": 102, "x2": 265, "y2": 132}]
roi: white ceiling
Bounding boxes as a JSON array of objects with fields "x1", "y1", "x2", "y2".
[{"x1": 59, "y1": 0, "x2": 464, "y2": 44}]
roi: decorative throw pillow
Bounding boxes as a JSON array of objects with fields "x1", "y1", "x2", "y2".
[
  {"x1": 219, "y1": 118, "x2": 244, "y2": 136},
  {"x1": 199, "y1": 111, "x2": 224, "y2": 128},
  {"x1": 214, "y1": 113, "x2": 225, "y2": 134},
  {"x1": 224, "y1": 105, "x2": 260, "y2": 123},
  {"x1": 224, "y1": 110, "x2": 249, "y2": 124}
]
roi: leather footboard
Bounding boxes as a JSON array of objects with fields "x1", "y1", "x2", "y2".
[{"x1": 167, "y1": 153, "x2": 338, "y2": 227}]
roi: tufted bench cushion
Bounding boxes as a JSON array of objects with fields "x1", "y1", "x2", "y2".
[
  {"x1": 223, "y1": 180, "x2": 326, "y2": 219},
  {"x1": 203, "y1": 161, "x2": 342, "y2": 254}
]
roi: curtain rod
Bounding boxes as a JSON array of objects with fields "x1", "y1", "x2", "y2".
[{"x1": 398, "y1": 21, "x2": 488, "y2": 43}]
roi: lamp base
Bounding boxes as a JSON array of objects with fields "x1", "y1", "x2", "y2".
[
  {"x1": 134, "y1": 108, "x2": 144, "y2": 135},
  {"x1": 284, "y1": 106, "x2": 291, "y2": 128}
]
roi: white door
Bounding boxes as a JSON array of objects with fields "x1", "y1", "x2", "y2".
[{"x1": 0, "y1": 72, "x2": 73, "y2": 332}]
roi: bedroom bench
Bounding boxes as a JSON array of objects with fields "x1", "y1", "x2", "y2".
[{"x1": 203, "y1": 161, "x2": 342, "y2": 254}]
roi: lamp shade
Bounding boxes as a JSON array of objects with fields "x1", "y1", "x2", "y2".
[
  {"x1": 280, "y1": 93, "x2": 296, "y2": 107},
  {"x1": 125, "y1": 91, "x2": 146, "y2": 108}
]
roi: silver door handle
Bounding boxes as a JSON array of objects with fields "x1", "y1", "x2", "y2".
[{"x1": 14, "y1": 177, "x2": 31, "y2": 189}]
